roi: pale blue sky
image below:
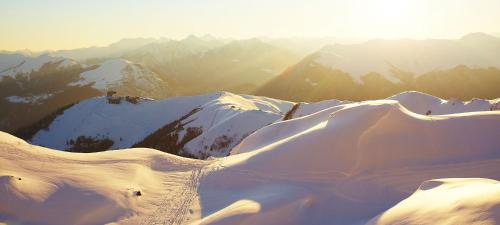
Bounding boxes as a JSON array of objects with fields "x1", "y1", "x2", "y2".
[{"x1": 1, "y1": 0, "x2": 499, "y2": 51}]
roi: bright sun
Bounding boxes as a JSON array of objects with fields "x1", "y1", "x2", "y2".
[
  {"x1": 376, "y1": 0, "x2": 412, "y2": 20},
  {"x1": 355, "y1": 0, "x2": 423, "y2": 38}
]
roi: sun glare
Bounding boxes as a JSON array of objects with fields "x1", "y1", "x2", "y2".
[
  {"x1": 376, "y1": 0, "x2": 412, "y2": 20},
  {"x1": 351, "y1": 0, "x2": 424, "y2": 38}
]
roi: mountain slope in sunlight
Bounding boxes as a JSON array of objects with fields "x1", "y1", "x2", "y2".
[
  {"x1": 0, "y1": 54, "x2": 171, "y2": 133},
  {"x1": 1, "y1": 92, "x2": 499, "y2": 224},
  {"x1": 256, "y1": 33, "x2": 500, "y2": 102},
  {"x1": 21, "y1": 92, "x2": 293, "y2": 158}
]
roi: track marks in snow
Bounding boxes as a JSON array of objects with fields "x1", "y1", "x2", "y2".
[{"x1": 141, "y1": 166, "x2": 205, "y2": 225}]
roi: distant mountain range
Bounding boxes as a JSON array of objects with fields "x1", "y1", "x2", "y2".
[
  {"x1": 0, "y1": 54, "x2": 171, "y2": 132},
  {"x1": 256, "y1": 33, "x2": 500, "y2": 101},
  {"x1": 1, "y1": 33, "x2": 500, "y2": 132}
]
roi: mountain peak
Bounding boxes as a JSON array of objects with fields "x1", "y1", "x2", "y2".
[{"x1": 460, "y1": 32, "x2": 498, "y2": 42}]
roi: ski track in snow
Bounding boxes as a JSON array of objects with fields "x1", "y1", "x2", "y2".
[{"x1": 141, "y1": 165, "x2": 206, "y2": 225}]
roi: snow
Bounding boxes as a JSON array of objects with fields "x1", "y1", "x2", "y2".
[
  {"x1": 30, "y1": 94, "x2": 214, "y2": 150},
  {"x1": 305, "y1": 78, "x2": 318, "y2": 86},
  {"x1": 0, "y1": 54, "x2": 25, "y2": 72},
  {"x1": 181, "y1": 92, "x2": 293, "y2": 157},
  {"x1": 0, "y1": 132, "x2": 208, "y2": 225},
  {"x1": 0, "y1": 54, "x2": 78, "y2": 78},
  {"x1": 5, "y1": 94, "x2": 54, "y2": 104},
  {"x1": 367, "y1": 178, "x2": 500, "y2": 225},
  {"x1": 2, "y1": 92, "x2": 499, "y2": 224},
  {"x1": 69, "y1": 59, "x2": 162, "y2": 91},
  {"x1": 214, "y1": 100, "x2": 500, "y2": 224},
  {"x1": 388, "y1": 91, "x2": 500, "y2": 115},
  {"x1": 290, "y1": 99, "x2": 350, "y2": 119},
  {"x1": 29, "y1": 92, "x2": 293, "y2": 158}
]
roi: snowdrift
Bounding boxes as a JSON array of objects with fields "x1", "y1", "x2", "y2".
[
  {"x1": 367, "y1": 178, "x2": 500, "y2": 225},
  {"x1": 204, "y1": 99, "x2": 500, "y2": 224}
]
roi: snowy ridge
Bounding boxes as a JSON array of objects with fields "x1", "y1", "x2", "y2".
[
  {"x1": 0, "y1": 53, "x2": 170, "y2": 99},
  {"x1": 28, "y1": 91, "x2": 293, "y2": 158},
  {"x1": 0, "y1": 54, "x2": 78, "y2": 78},
  {"x1": 181, "y1": 92, "x2": 293, "y2": 158},
  {"x1": 388, "y1": 91, "x2": 500, "y2": 115},
  {"x1": 1, "y1": 92, "x2": 499, "y2": 224},
  {"x1": 69, "y1": 59, "x2": 165, "y2": 92},
  {"x1": 30, "y1": 94, "x2": 216, "y2": 150},
  {"x1": 209, "y1": 99, "x2": 500, "y2": 224},
  {"x1": 288, "y1": 99, "x2": 351, "y2": 119}
]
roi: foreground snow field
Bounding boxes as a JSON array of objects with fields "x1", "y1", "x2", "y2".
[{"x1": 1, "y1": 92, "x2": 500, "y2": 224}]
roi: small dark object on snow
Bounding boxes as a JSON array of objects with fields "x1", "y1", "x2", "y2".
[
  {"x1": 425, "y1": 110, "x2": 432, "y2": 115},
  {"x1": 125, "y1": 96, "x2": 140, "y2": 104},
  {"x1": 107, "y1": 91, "x2": 117, "y2": 97},
  {"x1": 134, "y1": 191, "x2": 142, "y2": 196}
]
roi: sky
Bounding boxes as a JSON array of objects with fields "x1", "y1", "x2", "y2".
[{"x1": 1, "y1": 0, "x2": 500, "y2": 51}]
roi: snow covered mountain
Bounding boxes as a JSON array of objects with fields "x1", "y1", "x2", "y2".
[
  {"x1": 0, "y1": 54, "x2": 79, "y2": 79},
  {"x1": 0, "y1": 54, "x2": 171, "y2": 132},
  {"x1": 256, "y1": 33, "x2": 500, "y2": 102},
  {"x1": 20, "y1": 92, "x2": 293, "y2": 158},
  {"x1": 1, "y1": 91, "x2": 499, "y2": 224},
  {"x1": 15, "y1": 91, "x2": 499, "y2": 160},
  {"x1": 68, "y1": 59, "x2": 169, "y2": 98},
  {"x1": 315, "y1": 32, "x2": 500, "y2": 83}
]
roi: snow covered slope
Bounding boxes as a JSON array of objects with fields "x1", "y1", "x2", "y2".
[
  {"x1": 0, "y1": 53, "x2": 171, "y2": 99},
  {"x1": 22, "y1": 91, "x2": 498, "y2": 159},
  {"x1": 208, "y1": 100, "x2": 500, "y2": 224},
  {"x1": 27, "y1": 92, "x2": 293, "y2": 158},
  {"x1": 0, "y1": 54, "x2": 79, "y2": 79},
  {"x1": 0, "y1": 54, "x2": 172, "y2": 133},
  {"x1": 367, "y1": 178, "x2": 500, "y2": 225},
  {"x1": 1, "y1": 94, "x2": 499, "y2": 224},
  {"x1": 387, "y1": 91, "x2": 500, "y2": 115},
  {"x1": 0, "y1": 131, "x2": 209, "y2": 225},
  {"x1": 69, "y1": 59, "x2": 169, "y2": 98}
]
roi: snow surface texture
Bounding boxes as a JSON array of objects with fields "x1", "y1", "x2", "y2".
[
  {"x1": 1, "y1": 91, "x2": 499, "y2": 224},
  {"x1": 314, "y1": 33, "x2": 500, "y2": 83},
  {"x1": 30, "y1": 92, "x2": 294, "y2": 158}
]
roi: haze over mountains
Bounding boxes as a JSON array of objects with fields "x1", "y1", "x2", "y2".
[
  {"x1": 1, "y1": 30, "x2": 500, "y2": 224},
  {"x1": 257, "y1": 32, "x2": 500, "y2": 101},
  {"x1": 3, "y1": 0, "x2": 500, "y2": 223},
  {"x1": 2, "y1": 33, "x2": 499, "y2": 133}
]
